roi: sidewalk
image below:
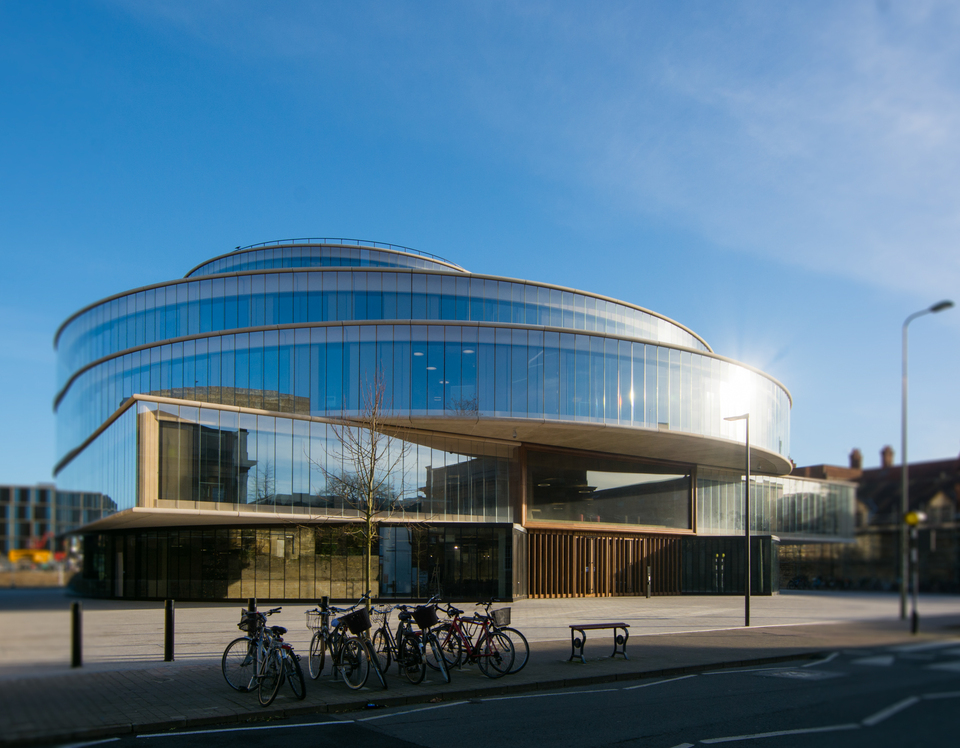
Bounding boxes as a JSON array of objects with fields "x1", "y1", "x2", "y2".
[{"x1": 2, "y1": 592, "x2": 960, "y2": 746}]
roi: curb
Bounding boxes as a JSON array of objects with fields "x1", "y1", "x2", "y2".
[{"x1": 3, "y1": 650, "x2": 826, "y2": 747}]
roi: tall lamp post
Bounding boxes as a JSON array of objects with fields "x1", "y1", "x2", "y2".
[
  {"x1": 725, "y1": 413, "x2": 750, "y2": 627},
  {"x1": 900, "y1": 300, "x2": 954, "y2": 620}
]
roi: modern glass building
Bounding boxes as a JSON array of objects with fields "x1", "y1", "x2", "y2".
[{"x1": 55, "y1": 239, "x2": 854, "y2": 600}]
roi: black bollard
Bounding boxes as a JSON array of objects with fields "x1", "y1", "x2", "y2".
[
  {"x1": 247, "y1": 597, "x2": 257, "y2": 613},
  {"x1": 646, "y1": 565, "x2": 652, "y2": 598},
  {"x1": 164, "y1": 599, "x2": 175, "y2": 662},
  {"x1": 71, "y1": 601, "x2": 82, "y2": 668}
]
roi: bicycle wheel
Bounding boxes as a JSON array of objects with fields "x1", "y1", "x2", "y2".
[
  {"x1": 399, "y1": 634, "x2": 426, "y2": 684},
  {"x1": 338, "y1": 638, "x2": 370, "y2": 690},
  {"x1": 221, "y1": 636, "x2": 256, "y2": 692},
  {"x1": 498, "y1": 627, "x2": 529, "y2": 673},
  {"x1": 476, "y1": 630, "x2": 514, "y2": 678},
  {"x1": 284, "y1": 651, "x2": 306, "y2": 700},
  {"x1": 258, "y1": 648, "x2": 284, "y2": 706},
  {"x1": 426, "y1": 633, "x2": 451, "y2": 684},
  {"x1": 371, "y1": 627, "x2": 392, "y2": 673},
  {"x1": 432, "y1": 622, "x2": 464, "y2": 668},
  {"x1": 308, "y1": 630, "x2": 326, "y2": 680}
]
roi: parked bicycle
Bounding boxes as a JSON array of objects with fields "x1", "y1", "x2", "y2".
[
  {"x1": 221, "y1": 606, "x2": 306, "y2": 706},
  {"x1": 370, "y1": 600, "x2": 450, "y2": 685},
  {"x1": 305, "y1": 592, "x2": 386, "y2": 691},
  {"x1": 431, "y1": 600, "x2": 515, "y2": 677}
]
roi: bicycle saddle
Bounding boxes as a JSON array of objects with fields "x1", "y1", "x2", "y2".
[{"x1": 270, "y1": 626, "x2": 287, "y2": 635}]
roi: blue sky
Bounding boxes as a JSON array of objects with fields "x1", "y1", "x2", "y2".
[{"x1": 1, "y1": 0, "x2": 958, "y2": 484}]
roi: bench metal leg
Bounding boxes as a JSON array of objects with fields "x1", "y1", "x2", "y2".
[
  {"x1": 569, "y1": 628, "x2": 587, "y2": 664},
  {"x1": 612, "y1": 626, "x2": 629, "y2": 660}
]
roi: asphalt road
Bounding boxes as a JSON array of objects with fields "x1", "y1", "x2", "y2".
[{"x1": 58, "y1": 638, "x2": 960, "y2": 748}]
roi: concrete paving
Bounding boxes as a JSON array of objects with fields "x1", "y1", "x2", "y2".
[{"x1": 1, "y1": 590, "x2": 959, "y2": 746}]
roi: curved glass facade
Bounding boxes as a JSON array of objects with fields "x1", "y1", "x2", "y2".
[
  {"x1": 55, "y1": 323, "x2": 789, "y2": 468},
  {"x1": 54, "y1": 239, "x2": 841, "y2": 602},
  {"x1": 56, "y1": 269, "x2": 710, "y2": 394},
  {"x1": 186, "y1": 242, "x2": 465, "y2": 278}
]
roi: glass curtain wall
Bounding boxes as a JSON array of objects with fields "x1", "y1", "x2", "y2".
[
  {"x1": 58, "y1": 399, "x2": 516, "y2": 525},
  {"x1": 56, "y1": 269, "x2": 708, "y2": 387},
  {"x1": 56, "y1": 325, "x2": 789, "y2": 467},
  {"x1": 79, "y1": 523, "x2": 512, "y2": 601},
  {"x1": 187, "y1": 245, "x2": 460, "y2": 277},
  {"x1": 697, "y1": 469, "x2": 856, "y2": 541}
]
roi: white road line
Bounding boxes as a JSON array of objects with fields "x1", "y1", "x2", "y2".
[
  {"x1": 923, "y1": 690, "x2": 960, "y2": 700},
  {"x1": 357, "y1": 700, "x2": 469, "y2": 721},
  {"x1": 861, "y1": 696, "x2": 920, "y2": 726},
  {"x1": 700, "y1": 723, "x2": 860, "y2": 743},
  {"x1": 801, "y1": 652, "x2": 839, "y2": 668},
  {"x1": 668, "y1": 743, "x2": 695, "y2": 747},
  {"x1": 702, "y1": 667, "x2": 790, "y2": 675},
  {"x1": 137, "y1": 720, "x2": 353, "y2": 738},
  {"x1": 624, "y1": 674, "x2": 697, "y2": 690},
  {"x1": 887, "y1": 640, "x2": 959, "y2": 653},
  {"x1": 481, "y1": 688, "x2": 618, "y2": 702},
  {"x1": 59, "y1": 740, "x2": 120, "y2": 748},
  {"x1": 851, "y1": 655, "x2": 895, "y2": 667}
]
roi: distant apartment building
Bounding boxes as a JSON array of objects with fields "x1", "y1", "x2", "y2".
[
  {"x1": 789, "y1": 448, "x2": 960, "y2": 591},
  {"x1": 0, "y1": 484, "x2": 116, "y2": 563}
]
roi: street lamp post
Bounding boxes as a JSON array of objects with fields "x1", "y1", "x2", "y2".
[
  {"x1": 725, "y1": 413, "x2": 750, "y2": 627},
  {"x1": 900, "y1": 300, "x2": 954, "y2": 620}
]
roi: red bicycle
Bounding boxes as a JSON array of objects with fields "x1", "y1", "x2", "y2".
[{"x1": 432, "y1": 600, "x2": 515, "y2": 678}]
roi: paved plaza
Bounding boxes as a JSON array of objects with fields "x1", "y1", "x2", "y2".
[{"x1": 1, "y1": 590, "x2": 959, "y2": 746}]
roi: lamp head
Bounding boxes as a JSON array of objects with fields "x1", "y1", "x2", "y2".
[{"x1": 930, "y1": 300, "x2": 954, "y2": 313}]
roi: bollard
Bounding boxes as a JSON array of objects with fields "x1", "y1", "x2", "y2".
[
  {"x1": 164, "y1": 599, "x2": 175, "y2": 662},
  {"x1": 247, "y1": 597, "x2": 257, "y2": 613},
  {"x1": 646, "y1": 566, "x2": 652, "y2": 598},
  {"x1": 71, "y1": 601, "x2": 82, "y2": 668}
]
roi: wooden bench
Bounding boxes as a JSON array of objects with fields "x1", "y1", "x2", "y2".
[{"x1": 568, "y1": 622, "x2": 630, "y2": 664}]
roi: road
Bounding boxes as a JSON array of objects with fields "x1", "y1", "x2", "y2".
[{"x1": 66, "y1": 637, "x2": 960, "y2": 748}]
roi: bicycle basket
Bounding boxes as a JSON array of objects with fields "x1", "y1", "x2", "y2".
[
  {"x1": 238, "y1": 610, "x2": 257, "y2": 632},
  {"x1": 341, "y1": 607, "x2": 372, "y2": 635},
  {"x1": 306, "y1": 610, "x2": 322, "y2": 631},
  {"x1": 413, "y1": 604, "x2": 439, "y2": 630},
  {"x1": 490, "y1": 607, "x2": 511, "y2": 627}
]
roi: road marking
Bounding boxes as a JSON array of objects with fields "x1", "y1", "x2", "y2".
[
  {"x1": 861, "y1": 696, "x2": 920, "y2": 726},
  {"x1": 702, "y1": 667, "x2": 791, "y2": 675},
  {"x1": 624, "y1": 674, "x2": 697, "y2": 690},
  {"x1": 801, "y1": 652, "x2": 838, "y2": 667},
  {"x1": 668, "y1": 743, "x2": 694, "y2": 747},
  {"x1": 923, "y1": 690, "x2": 960, "y2": 700},
  {"x1": 926, "y1": 661, "x2": 960, "y2": 672},
  {"x1": 481, "y1": 688, "x2": 618, "y2": 702},
  {"x1": 850, "y1": 655, "x2": 895, "y2": 666},
  {"x1": 358, "y1": 701, "x2": 469, "y2": 721},
  {"x1": 60, "y1": 740, "x2": 120, "y2": 748},
  {"x1": 753, "y1": 669, "x2": 843, "y2": 680},
  {"x1": 137, "y1": 720, "x2": 353, "y2": 738},
  {"x1": 887, "y1": 640, "x2": 959, "y2": 653},
  {"x1": 700, "y1": 723, "x2": 860, "y2": 743}
]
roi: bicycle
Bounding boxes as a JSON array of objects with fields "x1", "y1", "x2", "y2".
[
  {"x1": 370, "y1": 601, "x2": 450, "y2": 685},
  {"x1": 431, "y1": 600, "x2": 514, "y2": 678},
  {"x1": 221, "y1": 606, "x2": 280, "y2": 693},
  {"x1": 305, "y1": 592, "x2": 386, "y2": 691},
  {"x1": 479, "y1": 601, "x2": 529, "y2": 674},
  {"x1": 221, "y1": 606, "x2": 306, "y2": 706}
]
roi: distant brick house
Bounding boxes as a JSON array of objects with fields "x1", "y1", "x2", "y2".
[{"x1": 787, "y1": 448, "x2": 960, "y2": 592}]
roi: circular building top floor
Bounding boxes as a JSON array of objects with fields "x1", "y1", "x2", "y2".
[{"x1": 185, "y1": 240, "x2": 467, "y2": 278}]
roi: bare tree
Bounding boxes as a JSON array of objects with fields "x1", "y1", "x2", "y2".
[
  {"x1": 313, "y1": 375, "x2": 410, "y2": 604},
  {"x1": 252, "y1": 462, "x2": 275, "y2": 504},
  {"x1": 447, "y1": 393, "x2": 479, "y2": 417}
]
